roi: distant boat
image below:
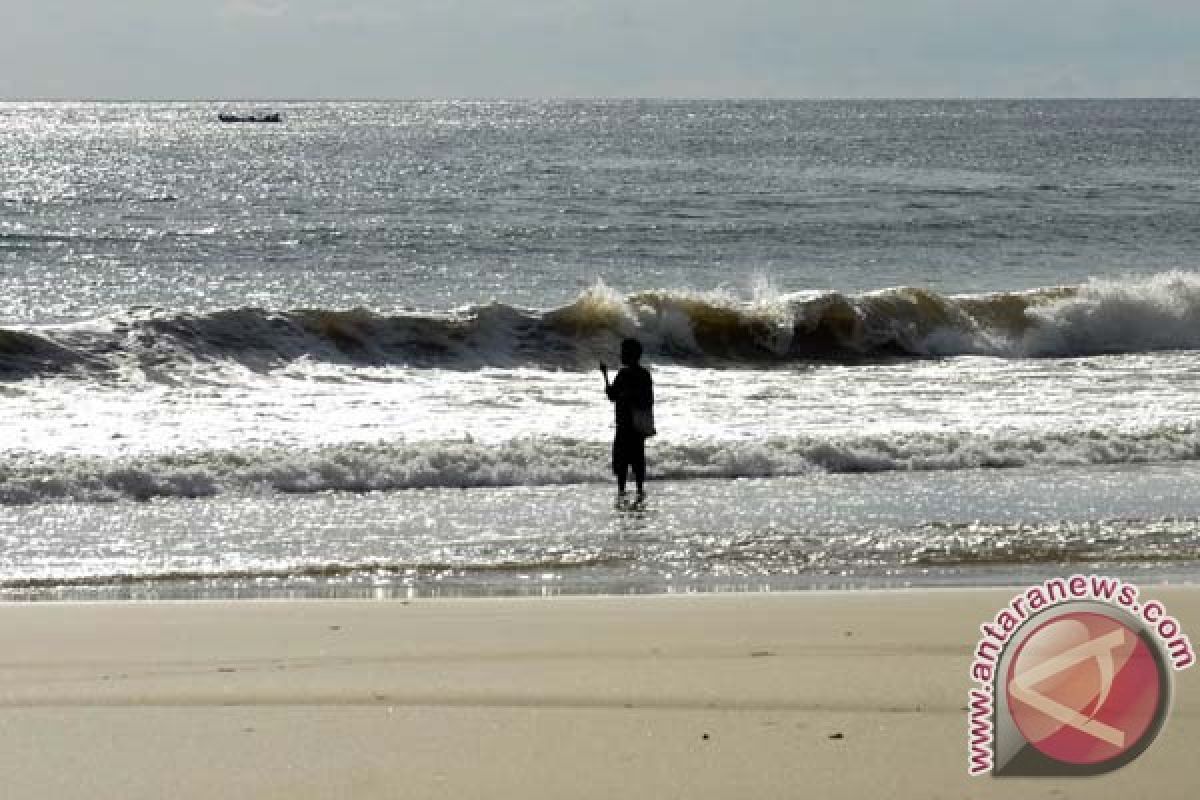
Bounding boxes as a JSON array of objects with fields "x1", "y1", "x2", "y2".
[{"x1": 217, "y1": 112, "x2": 282, "y2": 124}]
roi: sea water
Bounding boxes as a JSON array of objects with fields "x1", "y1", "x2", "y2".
[{"x1": 3, "y1": 99, "x2": 1200, "y2": 598}]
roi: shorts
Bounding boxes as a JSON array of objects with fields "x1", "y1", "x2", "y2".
[{"x1": 611, "y1": 428, "x2": 646, "y2": 477}]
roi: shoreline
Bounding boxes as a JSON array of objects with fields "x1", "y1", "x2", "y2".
[
  {"x1": 1, "y1": 588, "x2": 1197, "y2": 798},
  {"x1": 5, "y1": 579, "x2": 1200, "y2": 603},
  {"x1": 6, "y1": 565, "x2": 1200, "y2": 603}
]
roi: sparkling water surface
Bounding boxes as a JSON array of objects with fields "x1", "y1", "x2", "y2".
[
  {"x1": 4, "y1": 100, "x2": 1200, "y2": 598},
  {"x1": 5, "y1": 99, "x2": 1200, "y2": 321}
]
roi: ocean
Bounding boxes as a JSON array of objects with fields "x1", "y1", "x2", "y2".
[{"x1": 3, "y1": 98, "x2": 1200, "y2": 599}]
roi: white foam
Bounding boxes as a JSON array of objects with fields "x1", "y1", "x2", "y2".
[
  {"x1": 1021, "y1": 271, "x2": 1200, "y2": 356},
  {"x1": 5, "y1": 425, "x2": 1200, "y2": 505}
]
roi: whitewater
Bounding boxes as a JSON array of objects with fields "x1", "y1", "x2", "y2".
[{"x1": 6, "y1": 271, "x2": 1200, "y2": 597}]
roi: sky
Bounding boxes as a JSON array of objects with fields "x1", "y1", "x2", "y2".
[{"x1": 3, "y1": 0, "x2": 1200, "y2": 99}]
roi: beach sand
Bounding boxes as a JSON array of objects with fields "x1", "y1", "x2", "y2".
[{"x1": 0, "y1": 589, "x2": 1196, "y2": 799}]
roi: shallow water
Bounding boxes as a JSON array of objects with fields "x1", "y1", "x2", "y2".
[{"x1": 4, "y1": 462, "x2": 1199, "y2": 600}]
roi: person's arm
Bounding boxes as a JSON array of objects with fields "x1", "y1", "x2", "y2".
[
  {"x1": 605, "y1": 368, "x2": 628, "y2": 403},
  {"x1": 602, "y1": 363, "x2": 616, "y2": 401}
]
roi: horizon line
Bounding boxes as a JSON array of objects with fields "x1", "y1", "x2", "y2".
[{"x1": 3, "y1": 95, "x2": 1200, "y2": 104}]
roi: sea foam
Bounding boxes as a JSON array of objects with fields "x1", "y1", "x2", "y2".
[{"x1": 4, "y1": 423, "x2": 1199, "y2": 505}]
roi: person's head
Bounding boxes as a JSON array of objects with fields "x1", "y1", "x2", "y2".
[{"x1": 620, "y1": 338, "x2": 643, "y2": 366}]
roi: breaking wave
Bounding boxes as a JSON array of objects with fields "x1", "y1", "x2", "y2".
[
  {"x1": 4, "y1": 423, "x2": 1200, "y2": 505},
  {"x1": 4, "y1": 271, "x2": 1200, "y2": 378}
]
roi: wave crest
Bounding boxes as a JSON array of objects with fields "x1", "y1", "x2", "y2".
[{"x1": 5, "y1": 272, "x2": 1200, "y2": 377}]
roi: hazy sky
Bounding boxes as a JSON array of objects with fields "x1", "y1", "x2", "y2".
[{"x1": 4, "y1": 0, "x2": 1199, "y2": 99}]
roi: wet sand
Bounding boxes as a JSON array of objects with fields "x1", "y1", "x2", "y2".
[{"x1": 0, "y1": 589, "x2": 1196, "y2": 799}]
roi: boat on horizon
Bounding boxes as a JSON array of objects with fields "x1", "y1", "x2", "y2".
[{"x1": 217, "y1": 112, "x2": 282, "y2": 123}]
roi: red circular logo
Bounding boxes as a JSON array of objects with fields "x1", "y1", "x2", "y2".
[{"x1": 1006, "y1": 611, "x2": 1162, "y2": 765}]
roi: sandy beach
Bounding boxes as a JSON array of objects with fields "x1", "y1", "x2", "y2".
[{"x1": 0, "y1": 588, "x2": 1194, "y2": 799}]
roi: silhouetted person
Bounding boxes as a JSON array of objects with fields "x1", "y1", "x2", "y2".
[{"x1": 601, "y1": 338, "x2": 654, "y2": 501}]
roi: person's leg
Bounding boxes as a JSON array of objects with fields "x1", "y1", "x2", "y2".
[
  {"x1": 632, "y1": 436, "x2": 646, "y2": 497},
  {"x1": 612, "y1": 435, "x2": 628, "y2": 495}
]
